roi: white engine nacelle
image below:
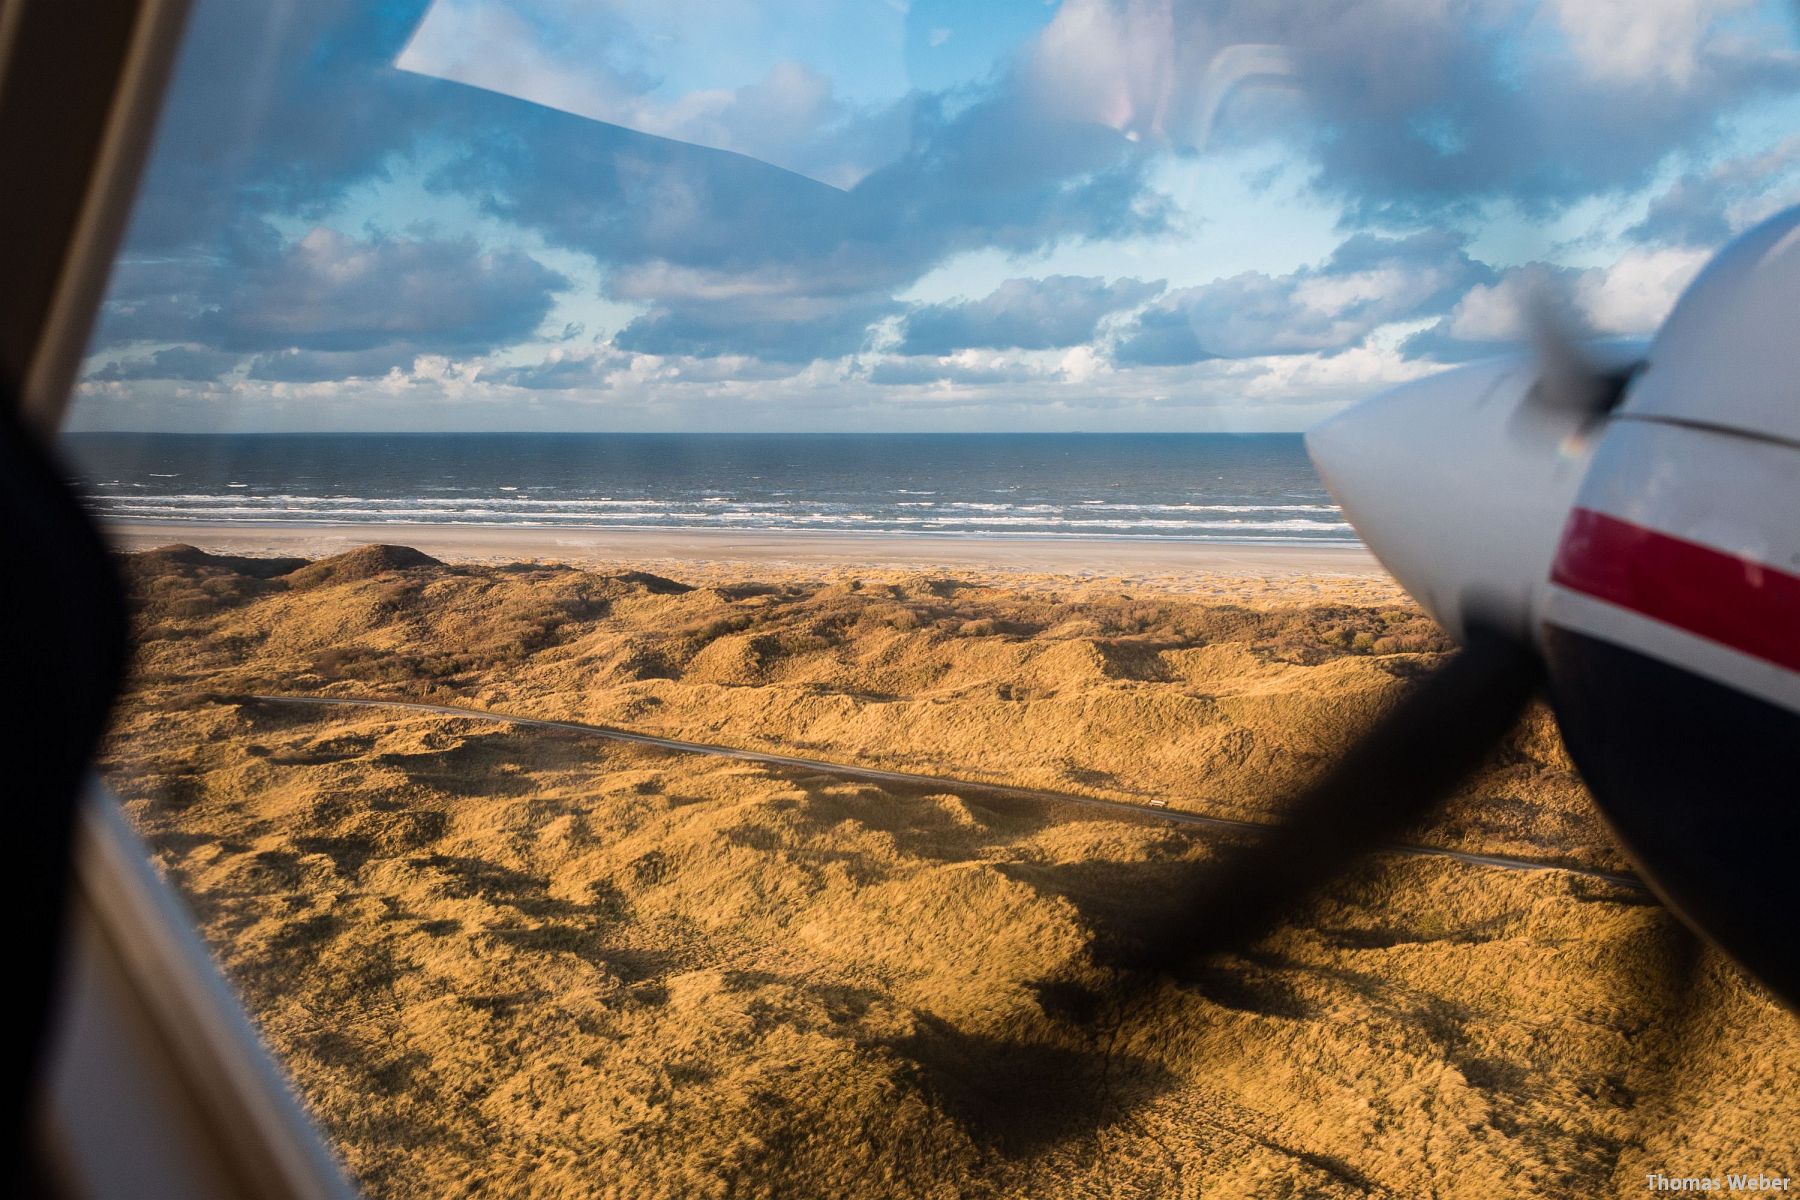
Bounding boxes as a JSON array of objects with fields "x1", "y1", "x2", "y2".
[{"x1": 1304, "y1": 354, "x2": 1607, "y2": 645}]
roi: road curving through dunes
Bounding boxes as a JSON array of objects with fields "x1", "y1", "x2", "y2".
[{"x1": 247, "y1": 692, "x2": 1647, "y2": 894}]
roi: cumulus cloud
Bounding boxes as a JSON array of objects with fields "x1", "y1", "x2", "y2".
[
  {"x1": 1030, "y1": 0, "x2": 1800, "y2": 222},
  {"x1": 476, "y1": 346, "x2": 813, "y2": 392},
  {"x1": 1401, "y1": 246, "x2": 1711, "y2": 359},
  {"x1": 1547, "y1": 0, "x2": 1753, "y2": 88},
  {"x1": 86, "y1": 345, "x2": 241, "y2": 382},
  {"x1": 864, "y1": 353, "x2": 1048, "y2": 386},
  {"x1": 246, "y1": 348, "x2": 427, "y2": 382},
  {"x1": 613, "y1": 292, "x2": 899, "y2": 361},
  {"x1": 1027, "y1": 4, "x2": 1300, "y2": 150},
  {"x1": 213, "y1": 228, "x2": 566, "y2": 353},
  {"x1": 1629, "y1": 134, "x2": 1800, "y2": 247},
  {"x1": 1576, "y1": 246, "x2": 1715, "y2": 333},
  {"x1": 123, "y1": 0, "x2": 464, "y2": 253},
  {"x1": 91, "y1": 226, "x2": 567, "y2": 381},
  {"x1": 438, "y1": 86, "x2": 1171, "y2": 352},
  {"x1": 1219, "y1": 341, "x2": 1442, "y2": 402},
  {"x1": 478, "y1": 349, "x2": 621, "y2": 391},
  {"x1": 898, "y1": 275, "x2": 1163, "y2": 354},
  {"x1": 74, "y1": 0, "x2": 1800, "y2": 427},
  {"x1": 1114, "y1": 230, "x2": 1492, "y2": 363},
  {"x1": 397, "y1": 0, "x2": 919, "y2": 189}
]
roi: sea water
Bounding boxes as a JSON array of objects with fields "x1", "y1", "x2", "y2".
[{"x1": 63, "y1": 432, "x2": 1354, "y2": 544}]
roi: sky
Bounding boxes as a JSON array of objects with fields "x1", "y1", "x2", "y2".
[{"x1": 69, "y1": 0, "x2": 1800, "y2": 433}]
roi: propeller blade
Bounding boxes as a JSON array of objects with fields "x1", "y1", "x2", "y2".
[
  {"x1": 1117, "y1": 627, "x2": 1543, "y2": 974},
  {"x1": 1518, "y1": 285, "x2": 1638, "y2": 426}
]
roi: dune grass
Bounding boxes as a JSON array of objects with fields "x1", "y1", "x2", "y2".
[{"x1": 98, "y1": 546, "x2": 1799, "y2": 1198}]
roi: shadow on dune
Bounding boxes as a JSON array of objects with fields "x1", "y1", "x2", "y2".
[
  {"x1": 992, "y1": 854, "x2": 1222, "y2": 961},
  {"x1": 885, "y1": 1010, "x2": 1177, "y2": 1157}
]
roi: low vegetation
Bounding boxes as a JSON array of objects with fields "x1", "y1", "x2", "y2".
[{"x1": 100, "y1": 546, "x2": 1798, "y2": 1197}]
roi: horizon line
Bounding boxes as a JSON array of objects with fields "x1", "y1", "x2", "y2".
[{"x1": 61, "y1": 428, "x2": 1310, "y2": 437}]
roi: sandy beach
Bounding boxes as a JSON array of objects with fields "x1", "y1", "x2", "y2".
[{"x1": 103, "y1": 518, "x2": 1384, "y2": 576}]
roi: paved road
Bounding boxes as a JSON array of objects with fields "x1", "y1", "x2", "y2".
[{"x1": 247, "y1": 693, "x2": 1646, "y2": 893}]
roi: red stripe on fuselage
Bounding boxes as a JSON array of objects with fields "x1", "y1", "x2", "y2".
[{"x1": 1550, "y1": 507, "x2": 1800, "y2": 674}]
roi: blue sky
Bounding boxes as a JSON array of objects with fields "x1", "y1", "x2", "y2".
[{"x1": 71, "y1": 0, "x2": 1800, "y2": 432}]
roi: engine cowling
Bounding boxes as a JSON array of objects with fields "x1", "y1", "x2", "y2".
[
  {"x1": 1304, "y1": 204, "x2": 1800, "y2": 1008},
  {"x1": 1304, "y1": 354, "x2": 1604, "y2": 646}
]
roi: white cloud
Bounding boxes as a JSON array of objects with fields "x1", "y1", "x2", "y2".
[
  {"x1": 1442, "y1": 270, "x2": 1547, "y2": 342},
  {"x1": 1547, "y1": 0, "x2": 1752, "y2": 88},
  {"x1": 1630, "y1": 134, "x2": 1800, "y2": 248},
  {"x1": 1027, "y1": 0, "x2": 1298, "y2": 150},
  {"x1": 1440, "y1": 246, "x2": 1706, "y2": 341},
  {"x1": 1574, "y1": 246, "x2": 1711, "y2": 333},
  {"x1": 1059, "y1": 344, "x2": 1103, "y2": 382},
  {"x1": 78, "y1": 0, "x2": 1800, "y2": 433},
  {"x1": 1226, "y1": 342, "x2": 1442, "y2": 400},
  {"x1": 1115, "y1": 229, "x2": 1491, "y2": 363},
  {"x1": 397, "y1": 0, "x2": 914, "y2": 188},
  {"x1": 1419, "y1": 245, "x2": 1710, "y2": 357}
]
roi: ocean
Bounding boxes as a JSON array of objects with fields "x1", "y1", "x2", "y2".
[{"x1": 62, "y1": 432, "x2": 1354, "y2": 544}]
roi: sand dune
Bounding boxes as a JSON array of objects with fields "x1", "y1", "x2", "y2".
[{"x1": 99, "y1": 544, "x2": 1798, "y2": 1197}]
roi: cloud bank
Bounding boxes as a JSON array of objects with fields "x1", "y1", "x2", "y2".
[{"x1": 72, "y1": 0, "x2": 1800, "y2": 431}]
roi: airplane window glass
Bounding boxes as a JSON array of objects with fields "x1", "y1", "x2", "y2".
[{"x1": 60, "y1": 0, "x2": 1800, "y2": 1195}]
